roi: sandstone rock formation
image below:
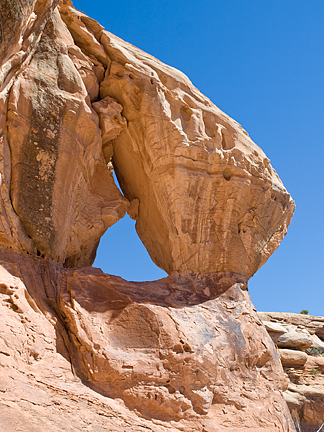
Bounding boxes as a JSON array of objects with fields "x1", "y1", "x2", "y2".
[
  {"x1": 0, "y1": 0, "x2": 296, "y2": 431},
  {"x1": 260, "y1": 312, "x2": 324, "y2": 431}
]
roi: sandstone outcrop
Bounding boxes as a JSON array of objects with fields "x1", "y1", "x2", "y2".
[
  {"x1": 0, "y1": 0, "x2": 128, "y2": 266},
  {"x1": 0, "y1": 250, "x2": 296, "y2": 431},
  {"x1": 260, "y1": 312, "x2": 324, "y2": 431},
  {"x1": 0, "y1": 1, "x2": 296, "y2": 431},
  {"x1": 279, "y1": 349, "x2": 308, "y2": 368}
]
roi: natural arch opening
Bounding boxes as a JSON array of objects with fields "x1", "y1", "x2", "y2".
[{"x1": 93, "y1": 173, "x2": 167, "y2": 282}]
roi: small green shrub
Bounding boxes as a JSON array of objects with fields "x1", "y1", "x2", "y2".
[
  {"x1": 306, "y1": 347, "x2": 324, "y2": 356},
  {"x1": 310, "y1": 368, "x2": 321, "y2": 375},
  {"x1": 300, "y1": 310, "x2": 309, "y2": 315}
]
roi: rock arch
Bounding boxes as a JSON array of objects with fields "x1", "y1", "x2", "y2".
[{"x1": 0, "y1": 1, "x2": 296, "y2": 430}]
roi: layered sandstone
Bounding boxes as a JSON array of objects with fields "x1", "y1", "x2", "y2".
[
  {"x1": 260, "y1": 312, "x2": 324, "y2": 431},
  {"x1": 0, "y1": 1, "x2": 296, "y2": 431}
]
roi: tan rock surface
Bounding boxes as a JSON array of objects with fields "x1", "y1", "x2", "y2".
[
  {"x1": 0, "y1": 0, "x2": 295, "y2": 275},
  {"x1": 58, "y1": 0, "x2": 295, "y2": 279},
  {"x1": 259, "y1": 312, "x2": 324, "y2": 333},
  {"x1": 0, "y1": 250, "x2": 296, "y2": 431},
  {"x1": 0, "y1": 1, "x2": 296, "y2": 431},
  {"x1": 264, "y1": 321, "x2": 288, "y2": 333},
  {"x1": 261, "y1": 312, "x2": 324, "y2": 430},
  {"x1": 97, "y1": 33, "x2": 294, "y2": 279},
  {"x1": 279, "y1": 349, "x2": 308, "y2": 368},
  {"x1": 274, "y1": 330, "x2": 313, "y2": 351},
  {"x1": 310, "y1": 334, "x2": 324, "y2": 354},
  {"x1": 1, "y1": 1, "x2": 128, "y2": 266}
]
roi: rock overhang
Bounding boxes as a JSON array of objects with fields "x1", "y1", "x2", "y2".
[{"x1": 0, "y1": 2, "x2": 298, "y2": 430}]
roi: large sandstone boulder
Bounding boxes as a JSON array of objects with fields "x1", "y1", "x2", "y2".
[
  {"x1": 0, "y1": 1, "x2": 296, "y2": 431},
  {"x1": 264, "y1": 321, "x2": 288, "y2": 333},
  {"x1": 98, "y1": 36, "x2": 294, "y2": 280},
  {"x1": 279, "y1": 349, "x2": 308, "y2": 368},
  {"x1": 275, "y1": 330, "x2": 313, "y2": 351}
]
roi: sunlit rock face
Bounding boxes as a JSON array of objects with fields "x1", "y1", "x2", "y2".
[
  {"x1": 0, "y1": 1, "x2": 296, "y2": 431},
  {"x1": 96, "y1": 35, "x2": 294, "y2": 278},
  {"x1": 260, "y1": 312, "x2": 324, "y2": 431},
  {"x1": 0, "y1": 251, "x2": 296, "y2": 431},
  {"x1": 0, "y1": 0, "x2": 128, "y2": 266}
]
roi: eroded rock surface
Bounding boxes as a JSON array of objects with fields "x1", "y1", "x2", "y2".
[
  {"x1": 0, "y1": 0, "x2": 128, "y2": 266},
  {"x1": 260, "y1": 312, "x2": 324, "y2": 431},
  {"x1": 97, "y1": 30, "x2": 295, "y2": 278},
  {"x1": 0, "y1": 250, "x2": 295, "y2": 431},
  {"x1": 0, "y1": 1, "x2": 296, "y2": 431}
]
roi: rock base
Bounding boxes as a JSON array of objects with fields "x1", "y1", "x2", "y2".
[{"x1": 0, "y1": 249, "x2": 295, "y2": 431}]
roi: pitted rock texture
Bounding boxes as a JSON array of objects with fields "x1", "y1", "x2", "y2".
[
  {"x1": 0, "y1": 0, "x2": 294, "y2": 274},
  {"x1": 96, "y1": 29, "x2": 295, "y2": 278},
  {"x1": 0, "y1": 250, "x2": 295, "y2": 431},
  {"x1": 0, "y1": 0, "x2": 296, "y2": 431}
]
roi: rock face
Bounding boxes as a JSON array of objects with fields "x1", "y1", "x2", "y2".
[
  {"x1": 260, "y1": 312, "x2": 324, "y2": 431},
  {"x1": 0, "y1": 1, "x2": 296, "y2": 431},
  {"x1": 0, "y1": 250, "x2": 295, "y2": 431},
  {"x1": 97, "y1": 28, "x2": 294, "y2": 279},
  {"x1": 0, "y1": 0, "x2": 128, "y2": 266}
]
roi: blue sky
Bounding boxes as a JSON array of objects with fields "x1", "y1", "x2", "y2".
[{"x1": 73, "y1": 0, "x2": 324, "y2": 316}]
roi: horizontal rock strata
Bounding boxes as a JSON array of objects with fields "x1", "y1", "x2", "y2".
[{"x1": 260, "y1": 312, "x2": 324, "y2": 430}]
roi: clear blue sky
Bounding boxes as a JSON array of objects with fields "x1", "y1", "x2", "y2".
[{"x1": 73, "y1": 0, "x2": 324, "y2": 316}]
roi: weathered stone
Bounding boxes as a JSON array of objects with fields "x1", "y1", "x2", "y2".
[
  {"x1": 288, "y1": 383, "x2": 324, "y2": 429},
  {"x1": 67, "y1": 45, "x2": 103, "y2": 101},
  {"x1": 309, "y1": 334, "x2": 324, "y2": 354},
  {"x1": 274, "y1": 330, "x2": 313, "y2": 351},
  {"x1": 279, "y1": 349, "x2": 308, "y2": 368},
  {"x1": 1, "y1": 4, "x2": 128, "y2": 266},
  {"x1": 305, "y1": 355, "x2": 324, "y2": 373},
  {"x1": 0, "y1": 1, "x2": 297, "y2": 431},
  {"x1": 283, "y1": 390, "x2": 306, "y2": 418},
  {"x1": 259, "y1": 312, "x2": 324, "y2": 331},
  {"x1": 0, "y1": 249, "x2": 295, "y2": 431},
  {"x1": 262, "y1": 312, "x2": 324, "y2": 431},
  {"x1": 263, "y1": 321, "x2": 288, "y2": 333},
  {"x1": 95, "y1": 34, "x2": 295, "y2": 279},
  {"x1": 92, "y1": 96, "x2": 127, "y2": 162},
  {"x1": 315, "y1": 325, "x2": 324, "y2": 340}
]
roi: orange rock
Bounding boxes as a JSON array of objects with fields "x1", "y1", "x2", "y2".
[
  {"x1": 97, "y1": 33, "x2": 295, "y2": 278},
  {"x1": 1, "y1": 4, "x2": 128, "y2": 266},
  {"x1": 261, "y1": 312, "x2": 324, "y2": 430},
  {"x1": 0, "y1": 1, "x2": 296, "y2": 430},
  {"x1": 0, "y1": 250, "x2": 295, "y2": 431}
]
